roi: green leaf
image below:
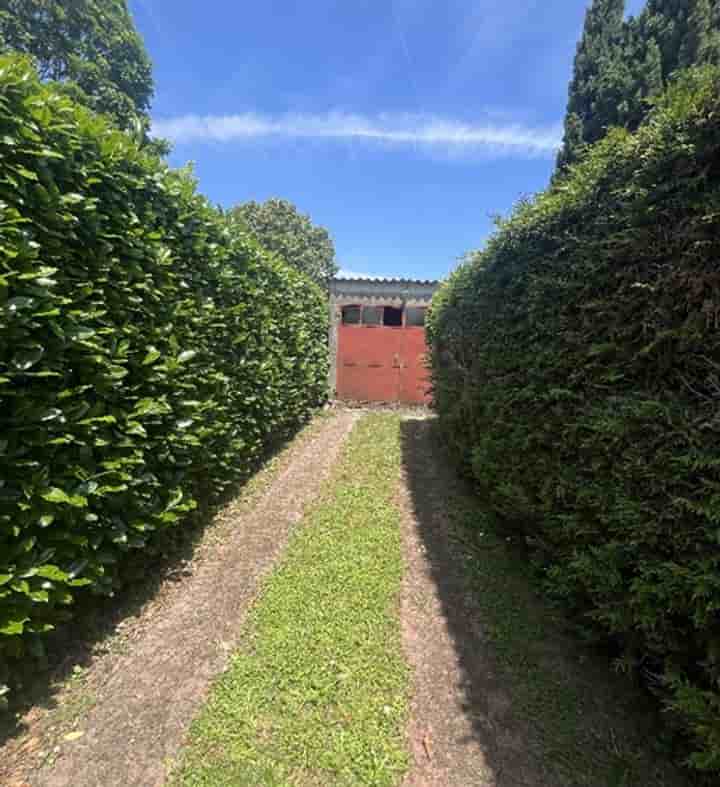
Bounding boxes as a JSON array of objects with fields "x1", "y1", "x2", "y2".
[
  {"x1": 0, "y1": 618, "x2": 29, "y2": 635},
  {"x1": 125, "y1": 422, "x2": 147, "y2": 437},
  {"x1": 165, "y1": 488, "x2": 184, "y2": 511},
  {"x1": 68, "y1": 326, "x2": 96, "y2": 341},
  {"x1": 35, "y1": 565, "x2": 68, "y2": 581},
  {"x1": 132, "y1": 398, "x2": 171, "y2": 417},
  {"x1": 78, "y1": 415, "x2": 117, "y2": 426},
  {"x1": 17, "y1": 266, "x2": 58, "y2": 280},
  {"x1": 16, "y1": 166, "x2": 39, "y2": 181},
  {"x1": 41, "y1": 487, "x2": 88, "y2": 508},
  {"x1": 61, "y1": 192, "x2": 86, "y2": 205},
  {"x1": 143, "y1": 346, "x2": 161, "y2": 365},
  {"x1": 68, "y1": 578, "x2": 93, "y2": 588}
]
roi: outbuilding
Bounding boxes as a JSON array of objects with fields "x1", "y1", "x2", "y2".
[{"x1": 329, "y1": 276, "x2": 440, "y2": 405}]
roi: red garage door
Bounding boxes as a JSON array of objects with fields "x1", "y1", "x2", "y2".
[{"x1": 336, "y1": 304, "x2": 431, "y2": 405}]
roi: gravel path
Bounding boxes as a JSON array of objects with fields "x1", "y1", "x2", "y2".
[{"x1": 14, "y1": 410, "x2": 359, "y2": 787}]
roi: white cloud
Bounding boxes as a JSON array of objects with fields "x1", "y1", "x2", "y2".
[{"x1": 152, "y1": 110, "x2": 561, "y2": 158}]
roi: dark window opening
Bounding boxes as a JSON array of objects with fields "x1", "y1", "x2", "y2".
[
  {"x1": 406, "y1": 307, "x2": 426, "y2": 327},
  {"x1": 362, "y1": 306, "x2": 383, "y2": 326},
  {"x1": 384, "y1": 306, "x2": 403, "y2": 327},
  {"x1": 342, "y1": 305, "x2": 361, "y2": 325}
]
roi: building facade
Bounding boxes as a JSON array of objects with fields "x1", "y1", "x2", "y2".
[{"x1": 329, "y1": 277, "x2": 440, "y2": 404}]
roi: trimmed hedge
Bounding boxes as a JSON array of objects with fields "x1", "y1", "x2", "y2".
[
  {"x1": 0, "y1": 57, "x2": 328, "y2": 671},
  {"x1": 428, "y1": 66, "x2": 720, "y2": 774}
]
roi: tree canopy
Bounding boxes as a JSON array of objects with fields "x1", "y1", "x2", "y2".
[
  {"x1": 233, "y1": 199, "x2": 338, "y2": 289},
  {"x1": 0, "y1": 0, "x2": 154, "y2": 131},
  {"x1": 557, "y1": 0, "x2": 720, "y2": 170}
]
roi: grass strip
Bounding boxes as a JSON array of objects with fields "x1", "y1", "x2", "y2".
[
  {"x1": 173, "y1": 413, "x2": 408, "y2": 787},
  {"x1": 438, "y1": 443, "x2": 693, "y2": 786}
]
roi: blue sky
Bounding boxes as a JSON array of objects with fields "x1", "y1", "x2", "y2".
[{"x1": 132, "y1": 0, "x2": 647, "y2": 281}]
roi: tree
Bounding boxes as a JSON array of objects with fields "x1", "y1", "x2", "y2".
[
  {"x1": 557, "y1": 0, "x2": 628, "y2": 169},
  {"x1": 557, "y1": 0, "x2": 720, "y2": 173},
  {"x1": 680, "y1": 0, "x2": 714, "y2": 66},
  {"x1": 640, "y1": 0, "x2": 688, "y2": 77},
  {"x1": 0, "y1": 0, "x2": 154, "y2": 131},
  {"x1": 557, "y1": 112, "x2": 586, "y2": 172},
  {"x1": 641, "y1": 37, "x2": 664, "y2": 94},
  {"x1": 712, "y1": 0, "x2": 720, "y2": 63},
  {"x1": 233, "y1": 199, "x2": 338, "y2": 288}
]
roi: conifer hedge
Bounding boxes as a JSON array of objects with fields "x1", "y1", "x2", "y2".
[
  {"x1": 0, "y1": 56, "x2": 328, "y2": 673},
  {"x1": 428, "y1": 66, "x2": 720, "y2": 773}
]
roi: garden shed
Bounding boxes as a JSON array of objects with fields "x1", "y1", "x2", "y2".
[{"x1": 329, "y1": 276, "x2": 440, "y2": 404}]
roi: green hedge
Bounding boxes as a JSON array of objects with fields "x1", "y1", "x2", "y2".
[
  {"x1": 0, "y1": 56, "x2": 328, "y2": 671},
  {"x1": 428, "y1": 66, "x2": 720, "y2": 774}
]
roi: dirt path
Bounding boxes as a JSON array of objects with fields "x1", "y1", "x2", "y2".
[
  {"x1": 4, "y1": 409, "x2": 686, "y2": 787},
  {"x1": 399, "y1": 415, "x2": 554, "y2": 787},
  {"x1": 6, "y1": 410, "x2": 358, "y2": 787}
]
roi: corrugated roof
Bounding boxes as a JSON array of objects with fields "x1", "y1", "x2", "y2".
[{"x1": 332, "y1": 276, "x2": 439, "y2": 286}]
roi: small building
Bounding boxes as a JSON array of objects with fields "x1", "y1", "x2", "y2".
[{"x1": 329, "y1": 276, "x2": 440, "y2": 404}]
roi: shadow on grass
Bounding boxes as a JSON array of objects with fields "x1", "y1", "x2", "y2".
[
  {"x1": 0, "y1": 418, "x2": 314, "y2": 752},
  {"x1": 400, "y1": 416, "x2": 696, "y2": 787}
]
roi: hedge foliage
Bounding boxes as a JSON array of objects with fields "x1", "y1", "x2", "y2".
[
  {"x1": 0, "y1": 56, "x2": 328, "y2": 669},
  {"x1": 428, "y1": 66, "x2": 720, "y2": 773}
]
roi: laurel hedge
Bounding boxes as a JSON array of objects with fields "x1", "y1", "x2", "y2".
[
  {"x1": 428, "y1": 66, "x2": 720, "y2": 774},
  {"x1": 0, "y1": 56, "x2": 328, "y2": 675}
]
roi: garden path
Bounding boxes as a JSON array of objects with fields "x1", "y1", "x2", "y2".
[
  {"x1": 3, "y1": 411, "x2": 358, "y2": 787},
  {"x1": 4, "y1": 410, "x2": 691, "y2": 787}
]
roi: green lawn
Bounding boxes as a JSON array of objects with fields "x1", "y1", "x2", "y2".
[{"x1": 172, "y1": 414, "x2": 409, "y2": 787}]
